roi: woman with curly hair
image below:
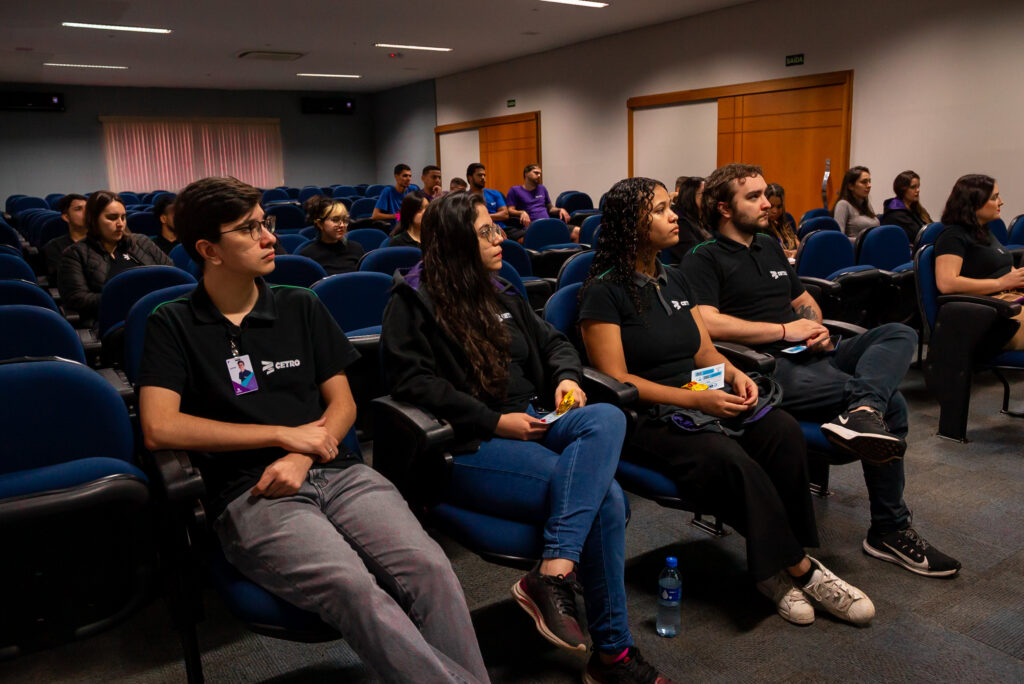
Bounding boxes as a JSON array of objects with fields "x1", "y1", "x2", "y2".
[
  {"x1": 298, "y1": 195, "x2": 364, "y2": 274},
  {"x1": 764, "y1": 183, "x2": 799, "y2": 259},
  {"x1": 579, "y1": 177, "x2": 874, "y2": 627},
  {"x1": 381, "y1": 191, "x2": 675, "y2": 684}
]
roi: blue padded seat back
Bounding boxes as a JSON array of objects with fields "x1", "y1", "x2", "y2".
[
  {"x1": 0, "y1": 279, "x2": 60, "y2": 312},
  {"x1": 858, "y1": 225, "x2": 912, "y2": 271},
  {"x1": 263, "y1": 255, "x2": 328, "y2": 288},
  {"x1": 543, "y1": 282, "x2": 583, "y2": 339},
  {"x1": 0, "y1": 305, "x2": 86, "y2": 364},
  {"x1": 0, "y1": 220, "x2": 22, "y2": 251},
  {"x1": 614, "y1": 460, "x2": 679, "y2": 499},
  {"x1": 580, "y1": 214, "x2": 602, "y2": 245},
  {"x1": 38, "y1": 215, "x2": 70, "y2": 248},
  {"x1": 275, "y1": 233, "x2": 308, "y2": 254},
  {"x1": 0, "y1": 253, "x2": 37, "y2": 283},
  {"x1": 917, "y1": 222, "x2": 945, "y2": 249},
  {"x1": 98, "y1": 265, "x2": 197, "y2": 339},
  {"x1": 988, "y1": 218, "x2": 1008, "y2": 246},
  {"x1": 800, "y1": 208, "x2": 830, "y2": 224},
  {"x1": 915, "y1": 244, "x2": 940, "y2": 333},
  {"x1": 555, "y1": 190, "x2": 580, "y2": 207},
  {"x1": 127, "y1": 212, "x2": 161, "y2": 237},
  {"x1": 266, "y1": 204, "x2": 305, "y2": 231},
  {"x1": 0, "y1": 359, "x2": 134, "y2": 474},
  {"x1": 500, "y1": 239, "x2": 534, "y2": 277},
  {"x1": 311, "y1": 272, "x2": 393, "y2": 334},
  {"x1": 345, "y1": 228, "x2": 387, "y2": 252},
  {"x1": 366, "y1": 184, "x2": 389, "y2": 197},
  {"x1": 797, "y1": 216, "x2": 841, "y2": 241},
  {"x1": 560, "y1": 192, "x2": 594, "y2": 214},
  {"x1": 299, "y1": 225, "x2": 318, "y2": 239},
  {"x1": 261, "y1": 188, "x2": 289, "y2": 204},
  {"x1": 1008, "y1": 215, "x2": 1024, "y2": 245},
  {"x1": 796, "y1": 230, "x2": 855, "y2": 280},
  {"x1": 124, "y1": 283, "x2": 197, "y2": 385},
  {"x1": 12, "y1": 196, "x2": 48, "y2": 213},
  {"x1": 349, "y1": 197, "x2": 377, "y2": 220},
  {"x1": 358, "y1": 246, "x2": 421, "y2": 275},
  {"x1": 498, "y1": 263, "x2": 529, "y2": 302},
  {"x1": 298, "y1": 186, "x2": 322, "y2": 203},
  {"x1": 557, "y1": 250, "x2": 596, "y2": 289},
  {"x1": 45, "y1": 193, "x2": 65, "y2": 209},
  {"x1": 332, "y1": 185, "x2": 358, "y2": 198},
  {"x1": 169, "y1": 243, "x2": 192, "y2": 270},
  {"x1": 118, "y1": 192, "x2": 141, "y2": 205},
  {"x1": 523, "y1": 218, "x2": 572, "y2": 251}
]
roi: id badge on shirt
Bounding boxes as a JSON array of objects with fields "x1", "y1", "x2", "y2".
[
  {"x1": 228, "y1": 354, "x2": 259, "y2": 395},
  {"x1": 691, "y1": 363, "x2": 725, "y2": 390}
]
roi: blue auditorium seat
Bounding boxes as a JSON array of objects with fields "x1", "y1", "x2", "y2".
[
  {"x1": 556, "y1": 250, "x2": 596, "y2": 290},
  {"x1": 311, "y1": 271, "x2": 392, "y2": 336},
  {"x1": 797, "y1": 215, "x2": 841, "y2": 241},
  {"x1": 266, "y1": 204, "x2": 305, "y2": 231},
  {"x1": 358, "y1": 246, "x2": 421, "y2": 275},
  {"x1": 523, "y1": 218, "x2": 579, "y2": 251},
  {"x1": 123, "y1": 283, "x2": 197, "y2": 385},
  {"x1": 0, "y1": 253, "x2": 37, "y2": 283},
  {"x1": 263, "y1": 254, "x2": 327, "y2": 288},
  {"x1": 0, "y1": 305, "x2": 86, "y2": 364},
  {"x1": 345, "y1": 228, "x2": 387, "y2": 252}
]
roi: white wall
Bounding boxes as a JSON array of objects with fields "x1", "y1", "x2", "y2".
[
  {"x1": 438, "y1": 129, "x2": 480, "y2": 189},
  {"x1": 371, "y1": 80, "x2": 438, "y2": 185},
  {"x1": 633, "y1": 101, "x2": 718, "y2": 188},
  {"x1": 435, "y1": 0, "x2": 1024, "y2": 219}
]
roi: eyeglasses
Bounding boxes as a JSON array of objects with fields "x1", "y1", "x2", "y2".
[
  {"x1": 326, "y1": 216, "x2": 350, "y2": 225},
  {"x1": 477, "y1": 223, "x2": 504, "y2": 243},
  {"x1": 220, "y1": 215, "x2": 277, "y2": 240}
]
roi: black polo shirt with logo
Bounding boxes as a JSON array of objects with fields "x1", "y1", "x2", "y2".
[
  {"x1": 682, "y1": 232, "x2": 804, "y2": 353},
  {"x1": 138, "y1": 278, "x2": 360, "y2": 515},
  {"x1": 579, "y1": 263, "x2": 702, "y2": 387}
]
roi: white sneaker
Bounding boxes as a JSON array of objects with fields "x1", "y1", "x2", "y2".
[
  {"x1": 757, "y1": 571, "x2": 815, "y2": 625},
  {"x1": 800, "y1": 557, "x2": 875, "y2": 625}
]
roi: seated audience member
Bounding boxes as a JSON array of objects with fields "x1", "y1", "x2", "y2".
[
  {"x1": 59, "y1": 190, "x2": 173, "y2": 324},
  {"x1": 882, "y1": 170, "x2": 932, "y2": 244},
  {"x1": 138, "y1": 176, "x2": 489, "y2": 684},
  {"x1": 467, "y1": 163, "x2": 509, "y2": 230},
  {"x1": 299, "y1": 196, "x2": 364, "y2": 275},
  {"x1": 371, "y1": 163, "x2": 414, "y2": 222},
  {"x1": 43, "y1": 193, "x2": 87, "y2": 285},
  {"x1": 669, "y1": 175, "x2": 687, "y2": 204},
  {"x1": 579, "y1": 177, "x2": 874, "y2": 627},
  {"x1": 449, "y1": 177, "x2": 469, "y2": 193},
  {"x1": 764, "y1": 183, "x2": 799, "y2": 259},
  {"x1": 382, "y1": 190, "x2": 675, "y2": 683},
  {"x1": 151, "y1": 195, "x2": 179, "y2": 255},
  {"x1": 506, "y1": 164, "x2": 573, "y2": 230},
  {"x1": 832, "y1": 166, "x2": 880, "y2": 238},
  {"x1": 664, "y1": 176, "x2": 709, "y2": 263},
  {"x1": 421, "y1": 165, "x2": 444, "y2": 200},
  {"x1": 683, "y1": 164, "x2": 961, "y2": 578},
  {"x1": 389, "y1": 191, "x2": 428, "y2": 248},
  {"x1": 935, "y1": 173, "x2": 1024, "y2": 348}
]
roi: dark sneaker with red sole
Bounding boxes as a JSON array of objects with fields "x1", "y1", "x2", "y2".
[
  {"x1": 821, "y1": 409, "x2": 906, "y2": 464},
  {"x1": 511, "y1": 567, "x2": 587, "y2": 652},
  {"x1": 583, "y1": 647, "x2": 677, "y2": 684}
]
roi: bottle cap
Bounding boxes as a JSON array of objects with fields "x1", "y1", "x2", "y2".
[{"x1": 666, "y1": 556, "x2": 677, "y2": 568}]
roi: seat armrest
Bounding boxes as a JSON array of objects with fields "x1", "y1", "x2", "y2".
[
  {"x1": 937, "y1": 294, "x2": 1021, "y2": 318},
  {"x1": 371, "y1": 396, "x2": 455, "y2": 448},
  {"x1": 822, "y1": 319, "x2": 868, "y2": 337},
  {"x1": 580, "y1": 367, "x2": 638, "y2": 407},
  {"x1": 371, "y1": 396, "x2": 456, "y2": 505},
  {"x1": 149, "y1": 449, "x2": 207, "y2": 505},
  {"x1": 798, "y1": 277, "x2": 842, "y2": 295},
  {"x1": 713, "y1": 342, "x2": 776, "y2": 376},
  {"x1": 96, "y1": 366, "x2": 135, "y2": 404}
]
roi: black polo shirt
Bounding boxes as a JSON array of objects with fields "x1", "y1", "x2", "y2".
[
  {"x1": 682, "y1": 232, "x2": 803, "y2": 353},
  {"x1": 934, "y1": 223, "x2": 1013, "y2": 281},
  {"x1": 138, "y1": 278, "x2": 360, "y2": 516},
  {"x1": 579, "y1": 263, "x2": 701, "y2": 387}
]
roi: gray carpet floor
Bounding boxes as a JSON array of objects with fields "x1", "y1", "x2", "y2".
[{"x1": 2, "y1": 367, "x2": 1022, "y2": 683}]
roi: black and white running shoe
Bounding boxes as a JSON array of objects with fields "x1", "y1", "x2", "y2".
[
  {"x1": 821, "y1": 409, "x2": 906, "y2": 464},
  {"x1": 863, "y1": 527, "x2": 962, "y2": 577}
]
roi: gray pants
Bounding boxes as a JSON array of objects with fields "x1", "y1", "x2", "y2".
[{"x1": 214, "y1": 463, "x2": 490, "y2": 684}]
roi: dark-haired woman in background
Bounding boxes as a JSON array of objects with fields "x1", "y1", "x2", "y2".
[
  {"x1": 664, "y1": 176, "x2": 709, "y2": 264},
  {"x1": 935, "y1": 174, "x2": 1024, "y2": 349},
  {"x1": 882, "y1": 170, "x2": 932, "y2": 244},
  {"x1": 381, "y1": 191, "x2": 674, "y2": 684},
  {"x1": 764, "y1": 183, "x2": 799, "y2": 260},
  {"x1": 388, "y1": 191, "x2": 427, "y2": 248},
  {"x1": 579, "y1": 177, "x2": 873, "y2": 628},
  {"x1": 59, "y1": 189, "x2": 172, "y2": 324},
  {"x1": 298, "y1": 196, "x2": 364, "y2": 274},
  {"x1": 833, "y1": 166, "x2": 880, "y2": 238}
]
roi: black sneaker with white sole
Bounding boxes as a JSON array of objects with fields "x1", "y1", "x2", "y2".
[
  {"x1": 863, "y1": 527, "x2": 962, "y2": 577},
  {"x1": 820, "y1": 409, "x2": 906, "y2": 464}
]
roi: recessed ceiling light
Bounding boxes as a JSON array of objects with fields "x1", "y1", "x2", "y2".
[
  {"x1": 62, "y1": 21, "x2": 172, "y2": 34},
  {"x1": 374, "y1": 43, "x2": 452, "y2": 52},
  {"x1": 297, "y1": 73, "x2": 361, "y2": 78},
  {"x1": 44, "y1": 62, "x2": 128, "y2": 69},
  {"x1": 540, "y1": 0, "x2": 609, "y2": 7}
]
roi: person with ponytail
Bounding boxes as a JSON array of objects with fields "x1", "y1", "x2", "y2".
[{"x1": 298, "y1": 195, "x2": 363, "y2": 274}]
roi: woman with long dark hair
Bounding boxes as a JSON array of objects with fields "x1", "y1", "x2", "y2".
[
  {"x1": 389, "y1": 190, "x2": 428, "y2": 247},
  {"x1": 832, "y1": 166, "x2": 880, "y2": 238},
  {"x1": 764, "y1": 183, "x2": 799, "y2": 259},
  {"x1": 382, "y1": 191, "x2": 674, "y2": 684},
  {"x1": 664, "y1": 176, "x2": 709, "y2": 263},
  {"x1": 298, "y1": 195, "x2": 364, "y2": 274},
  {"x1": 59, "y1": 189, "x2": 172, "y2": 323},
  {"x1": 579, "y1": 177, "x2": 874, "y2": 628},
  {"x1": 882, "y1": 170, "x2": 933, "y2": 244},
  {"x1": 935, "y1": 174, "x2": 1024, "y2": 348}
]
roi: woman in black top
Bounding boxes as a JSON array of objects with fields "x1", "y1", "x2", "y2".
[
  {"x1": 388, "y1": 191, "x2": 427, "y2": 248},
  {"x1": 59, "y1": 190, "x2": 173, "y2": 324},
  {"x1": 764, "y1": 183, "x2": 799, "y2": 259},
  {"x1": 935, "y1": 174, "x2": 1024, "y2": 348},
  {"x1": 579, "y1": 177, "x2": 873, "y2": 627},
  {"x1": 382, "y1": 191, "x2": 672, "y2": 683},
  {"x1": 298, "y1": 196, "x2": 364, "y2": 275},
  {"x1": 881, "y1": 170, "x2": 932, "y2": 245},
  {"x1": 664, "y1": 176, "x2": 709, "y2": 264}
]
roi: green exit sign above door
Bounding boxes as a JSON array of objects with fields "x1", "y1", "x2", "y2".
[{"x1": 786, "y1": 54, "x2": 804, "y2": 67}]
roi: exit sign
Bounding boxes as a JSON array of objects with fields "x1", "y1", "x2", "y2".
[
  {"x1": 786, "y1": 54, "x2": 804, "y2": 67},
  {"x1": 506, "y1": 99, "x2": 516, "y2": 108}
]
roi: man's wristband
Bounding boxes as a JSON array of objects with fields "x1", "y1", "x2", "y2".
[{"x1": 780, "y1": 323, "x2": 787, "y2": 341}]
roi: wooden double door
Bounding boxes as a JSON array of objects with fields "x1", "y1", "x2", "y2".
[{"x1": 435, "y1": 112, "x2": 540, "y2": 194}]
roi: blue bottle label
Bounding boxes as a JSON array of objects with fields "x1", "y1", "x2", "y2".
[{"x1": 660, "y1": 587, "x2": 681, "y2": 601}]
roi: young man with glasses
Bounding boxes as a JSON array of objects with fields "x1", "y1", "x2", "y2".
[{"x1": 138, "y1": 176, "x2": 490, "y2": 683}]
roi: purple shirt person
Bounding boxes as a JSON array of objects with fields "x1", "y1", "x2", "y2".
[{"x1": 506, "y1": 164, "x2": 571, "y2": 228}]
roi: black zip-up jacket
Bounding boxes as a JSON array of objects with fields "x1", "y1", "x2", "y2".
[
  {"x1": 59, "y1": 233, "x2": 173, "y2": 320},
  {"x1": 382, "y1": 264, "x2": 582, "y2": 451},
  {"x1": 881, "y1": 197, "x2": 927, "y2": 245}
]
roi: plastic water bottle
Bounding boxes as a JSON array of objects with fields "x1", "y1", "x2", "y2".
[{"x1": 656, "y1": 556, "x2": 681, "y2": 637}]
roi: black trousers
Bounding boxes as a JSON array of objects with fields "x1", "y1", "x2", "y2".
[{"x1": 625, "y1": 408, "x2": 817, "y2": 582}]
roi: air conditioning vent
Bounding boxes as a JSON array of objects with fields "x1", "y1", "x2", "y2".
[{"x1": 237, "y1": 50, "x2": 304, "y2": 62}]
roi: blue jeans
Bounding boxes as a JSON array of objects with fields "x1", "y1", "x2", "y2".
[
  {"x1": 445, "y1": 403, "x2": 631, "y2": 654},
  {"x1": 774, "y1": 322, "x2": 915, "y2": 534}
]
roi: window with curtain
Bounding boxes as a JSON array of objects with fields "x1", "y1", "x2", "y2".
[{"x1": 100, "y1": 117, "x2": 284, "y2": 192}]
